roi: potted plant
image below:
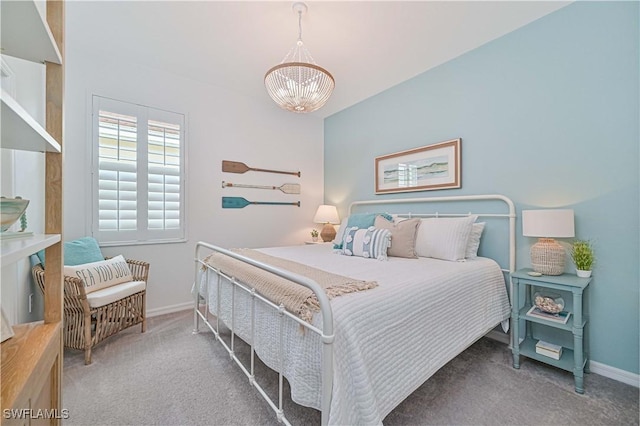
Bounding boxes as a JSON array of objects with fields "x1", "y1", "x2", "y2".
[
  {"x1": 571, "y1": 240, "x2": 594, "y2": 278},
  {"x1": 311, "y1": 229, "x2": 319, "y2": 242}
]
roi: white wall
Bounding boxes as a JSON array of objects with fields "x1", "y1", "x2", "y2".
[{"x1": 65, "y1": 43, "x2": 325, "y2": 314}]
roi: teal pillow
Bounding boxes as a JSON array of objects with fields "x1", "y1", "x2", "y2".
[
  {"x1": 36, "y1": 237, "x2": 104, "y2": 266},
  {"x1": 333, "y1": 213, "x2": 393, "y2": 249}
]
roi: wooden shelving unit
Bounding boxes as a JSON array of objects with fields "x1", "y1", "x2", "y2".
[
  {"x1": 0, "y1": 0, "x2": 64, "y2": 422},
  {"x1": 0, "y1": 0, "x2": 62, "y2": 64},
  {"x1": 1, "y1": 89, "x2": 62, "y2": 153},
  {"x1": 0, "y1": 234, "x2": 61, "y2": 268}
]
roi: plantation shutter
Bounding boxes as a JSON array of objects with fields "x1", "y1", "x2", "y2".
[
  {"x1": 92, "y1": 96, "x2": 185, "y2": 244},
  {"x1": 97, "y1": 110, "x2": 138, "y2": 232},
  {"x1": 147, "y1": 118, "x2": 182, "y2": 231}
]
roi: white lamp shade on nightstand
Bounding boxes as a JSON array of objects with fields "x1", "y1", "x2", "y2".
[
  {"x1": 314, "y1": 205, "x2": 340, "y2": 242},
  {"x1": 522, "y1": 209, "x2": 575, "y2": 276}
]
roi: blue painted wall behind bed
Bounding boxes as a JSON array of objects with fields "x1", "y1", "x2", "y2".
[{"x1": 324, "y1": 2, "x2": 639, "y2": 376}]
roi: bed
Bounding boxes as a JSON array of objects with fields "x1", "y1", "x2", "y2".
[{"x1": 193, "y1": 195, "x2": 515, "y2": 425}]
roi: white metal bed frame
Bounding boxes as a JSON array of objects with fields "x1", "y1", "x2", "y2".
[{"x1": 193, "y1": 194, "x2": 516, "y2": 426}]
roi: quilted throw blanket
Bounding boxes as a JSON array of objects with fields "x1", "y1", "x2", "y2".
[{"x1": 203, "y1": 248, "x2": 377, "y2": 322}]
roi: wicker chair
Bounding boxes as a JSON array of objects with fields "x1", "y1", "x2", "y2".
[{"x1": 32, "y1": 257, "x2": 149, "y2": 365}]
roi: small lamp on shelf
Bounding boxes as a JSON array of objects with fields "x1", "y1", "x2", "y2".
[
  {"x1": 313, "y1": 205, "x2": 340, "y2": 242},
  {"x1": 522, "y1": 209, "x2": 575, "y2": 275}
]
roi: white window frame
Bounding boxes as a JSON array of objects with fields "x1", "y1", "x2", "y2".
[{"x1": 91, "y1": 95, "x2": 186, "y2": 246}]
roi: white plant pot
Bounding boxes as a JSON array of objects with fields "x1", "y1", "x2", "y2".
[{"x1": 576, "y1": 269, "x2": 592, "y2": 278}]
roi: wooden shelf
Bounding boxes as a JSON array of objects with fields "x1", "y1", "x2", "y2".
[
  {"x1": 0, "y1": 321, "x2": 61, "y2": 410},
  {"x1": 1, "y1": 90, "x2": 61, "y2": 153},
  {"x1": 0, "y1": 0, "x2": 62, "y2": 64},
  {"x1": 1, "y1": 0, "x2": 64, "y2": 418},
  {"x1": 519, "y1": 337, "x2": 587, "y2": 373},
  {"x1": 0, "y1": 234, "x2": 60, "y2": 268},
  {"x1": 518, "y1": 306, "x2": 587, "y2": 332}
]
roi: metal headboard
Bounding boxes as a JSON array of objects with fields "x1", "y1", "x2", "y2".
[{"x1": 348, "y1": 194, "x2": 516, "y2": 274}]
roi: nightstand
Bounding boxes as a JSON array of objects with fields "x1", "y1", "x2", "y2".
[
  {"x1": 304, "y1": 241, "x2": 328, "y2": 245},
  {"x1": 511, "y1": 268, "x2": 592, "y2": 393}
]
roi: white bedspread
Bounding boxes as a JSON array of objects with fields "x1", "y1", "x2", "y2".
[{"x1": 199, "y1": 243, "x2": 510, "y2": 425}]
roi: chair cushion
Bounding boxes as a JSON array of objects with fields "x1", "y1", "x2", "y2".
[
  {"x1": 64, "y1": 255, "x2": 133, "y2": 294},
  {"x1": 37, "y1": 237, "x2": 104, "y2": 266},
  {"x1": 86, "y1": 280, "x2": 146, "y2": 308}
]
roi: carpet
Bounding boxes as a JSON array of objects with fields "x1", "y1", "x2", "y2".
[{"x1": 62, "y1": 310, "x2": 639, "y2": 425}]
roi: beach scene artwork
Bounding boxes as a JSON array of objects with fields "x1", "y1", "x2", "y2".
[
  {"x1": 375, "y1": 138, "x2": 460, "y2": 194},
  {"x1": 383, "y1": 156, "x2": 449, "y2": 187}
]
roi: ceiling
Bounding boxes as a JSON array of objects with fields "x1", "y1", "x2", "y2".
[{"x1": 67, "y1": 1, "x2": 570, "y2": 118}]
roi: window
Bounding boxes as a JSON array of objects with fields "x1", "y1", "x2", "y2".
[{"x1": 91, "y1": 96, "x2": 185, "y2": 245}]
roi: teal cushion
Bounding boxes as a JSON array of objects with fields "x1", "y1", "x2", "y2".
[
  {"x1": 36, "y1": 237, "x2": 104, "y2": 266},
  {"x1": 333, "y1": 213, "x2": 393, "y2": 249}
]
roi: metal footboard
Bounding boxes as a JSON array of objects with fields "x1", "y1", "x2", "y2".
[{"x1": 193, "y1": 242, "x2": 334, "y2": 426}]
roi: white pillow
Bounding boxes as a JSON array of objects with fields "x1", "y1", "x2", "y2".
[
  {"x1": 64, "y1": 255, "x2": 133, "y2": 294},
  {"x1": 332, "y1": 220, "x2": 347, "y2": 248},
  {"x1": 465, "y1": 222, "x2": 486, "y2": 259},
  {"x1": 340, "y1": 226, "x2": 391, "y2": 260},
  {"x1": 415, "y1": 215, "x2": 477, "y2": 261}
]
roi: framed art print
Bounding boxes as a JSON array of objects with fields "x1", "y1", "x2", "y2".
[{"x1": 375, "y1": 138, "x2": 461, "y2": 194}]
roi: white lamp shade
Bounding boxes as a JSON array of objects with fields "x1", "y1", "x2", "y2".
[
  {"x1": 313, "y1": 205, "x2": 340, "y2": 224},
  {"x1": 522, "y1": 209, "x2": 575, "y2": 238}
]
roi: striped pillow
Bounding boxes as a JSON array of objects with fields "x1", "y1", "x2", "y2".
[{"x1": 340, "y1": 226, "x2": 391, "y2": 260}]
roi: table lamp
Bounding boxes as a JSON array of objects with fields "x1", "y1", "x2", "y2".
[
  {"x1": 313, "y1": 205, "x2": 340, "y2": 242},
  {"x1": 522, "y1": 209, "x2": 575, "y2": 275}
]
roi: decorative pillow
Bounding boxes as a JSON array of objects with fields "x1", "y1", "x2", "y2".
[
  {"x1": 465, "y1": 222, "x2": 486, "y2": 259},
  {"x1": 64, "y1": 255, "x2": 133, "y2": 294},
  {"x1": 333, "y1": 213, "x2": 393, "y2": 249},
  {"x1": 340, "y1": 226, "x2": 391, "y2": 260},
  {"x1": 374, "y1": 216, "x2": 420, "y2": 259},
  {"x1": 415, "y1": 215, "x2": 477, "y2": 261},
  {"x1": 37, "y1": 236, "x2": 104, "y2": 266}
]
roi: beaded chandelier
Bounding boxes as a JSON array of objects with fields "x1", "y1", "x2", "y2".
[{"x1": 264, "y1": 2, "x2": 334, "y2": 113}]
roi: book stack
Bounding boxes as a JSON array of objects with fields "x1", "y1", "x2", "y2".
[
  {"x1": 536, "y1": 340, "x2": 563, "y2": 360},
  {"x1": 526, "y1": 306, "x2": 571, "y2": 324}
]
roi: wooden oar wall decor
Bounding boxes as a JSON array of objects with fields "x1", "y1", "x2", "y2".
[
  {"x1": 222, "y1": 160, "x2": 301, "y2": 178},
  {"x1": 222, "y1": 197, "x2": 300, "y2": 209},
  {"x1": 221, "y1": 160, "x2": 302, "y2": 208},
  {"x1": 222, "y1": 181, "x2": 301, "y2": 194}
]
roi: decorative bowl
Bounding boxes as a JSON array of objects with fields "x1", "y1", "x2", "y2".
[
  {"x1": 534, "y1": 292, "x2": 564, "y2": 314},
  {"x1": 0, "y1": 197, "x2": 29, "y2": 232}
]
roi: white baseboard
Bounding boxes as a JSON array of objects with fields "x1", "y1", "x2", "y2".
[
  {"x1": 589, "y1": 360, "x2": 640, "y2": 388},
  {"x1": 147, "y1": 301, "x2": 192, "y2": 318}
]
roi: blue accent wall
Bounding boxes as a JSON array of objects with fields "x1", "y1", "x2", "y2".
[{"x1": 324, "y1": 2, "x2": 639, "y2": 374}]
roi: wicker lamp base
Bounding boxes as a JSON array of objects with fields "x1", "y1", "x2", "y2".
[{"x1": 531, "y1": 238, "x2": 566, "y2": 276}]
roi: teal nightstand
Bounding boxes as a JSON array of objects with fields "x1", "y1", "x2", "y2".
[{"x1": 511, "y1": 268, "x2": 592, "y2": 393}]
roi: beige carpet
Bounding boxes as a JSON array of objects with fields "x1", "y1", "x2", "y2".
[{"x1": 63, "y1": 310, "x2": 639, "y2": 425}]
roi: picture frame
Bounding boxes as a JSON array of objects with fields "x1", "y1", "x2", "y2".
[{"x1": 375, "y1": 138, "x2": 461, "y2": 194}]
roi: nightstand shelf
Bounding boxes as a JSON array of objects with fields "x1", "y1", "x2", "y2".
[
  {"x1": 511, "y1": 268, "x2": 592, "y2": 394},
  {"x1": 518, "y1": 337, "x2": 587, "y2": 372},
  {"x1": 518, "y1": 306, "x2": 587, "y2": 332}
]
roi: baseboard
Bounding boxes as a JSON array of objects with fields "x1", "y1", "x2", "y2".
[
  {"x1": 147, "y1": 301, "x2": 192, "y2": 318},
  {"x1": 589, "y1": 361, "x2": 640, "y2": 388}
]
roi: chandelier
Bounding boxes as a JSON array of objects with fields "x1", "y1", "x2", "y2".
[{"x1": 264, "y1": 2, "x2": 335, "y2": 113}]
